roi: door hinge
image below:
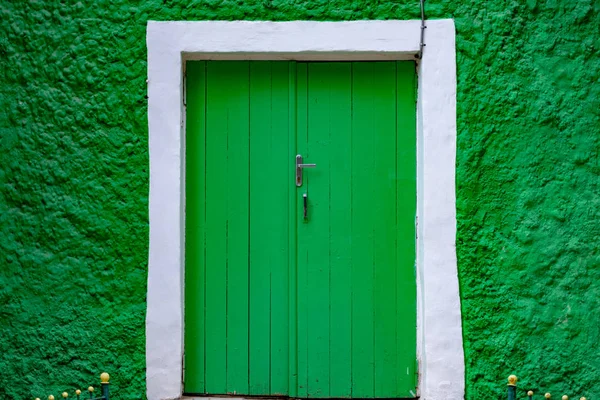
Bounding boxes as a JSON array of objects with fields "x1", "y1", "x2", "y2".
[
  {"x1": 183, "y1": 70, "x2": 187, "y2": 107},
  {"x1": 415, "y1": 215, "x2": 418, "y2": 239},
  {"x1": 414, "y1": 358, "x2": 420, "y2": 395},
  {"x1": 181, "y1": 351, "x2": 185, "y2": 385},
  {"x1": 414, "y1": 73, "x2": 418, "y2": 104}
]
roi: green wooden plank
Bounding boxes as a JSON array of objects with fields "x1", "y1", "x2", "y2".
[
  {"x1": 395, "y1": 61, "x2": 418, "y2": 397},
  {"x1": 326, "y1": 62, "x2": 353, "y2": 399},
  {"x1": 288, "y1": 61, "x2": 299, "y2": 399},
  {"x1": 351, "y1": 62, "x2": 376, "y2": 398},
  {"x1": 371, "y1": 62, "x2": 400, "y2": 397},
  {"x1": 224, "y1": 61, "x2": 250, "y2": 394},
  {"x1": 248, "y1": 61, "x2": 292, "y2": 395},
  {"x1": 204, "y1": 60, "x2": 230, "y2": 394},
  {"x1": 305, "y1": 62, "x2": 332, "y2": 398},
  {"x1": 247, "y1": 61, "x2": 294, "y2": 396},
  {"x1": 184, "y1": 60, "x2": 206, "y2": 394},
  {"x1": 295, "y1": 62, "x2": 309, "y2": 399},
  {"x1": 268, "y1": 61, "x2": 291, "y2": 396},
  {"x1": 248, "y1": 61, "x2": 273, "y2": 395}
]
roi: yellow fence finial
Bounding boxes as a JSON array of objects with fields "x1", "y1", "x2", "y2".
[
  {"x1": 88, "y1": 386, "x2": 94, "y2": 393},
  {"x1": 48, "y1": 396, "x2": 55, "y2": 400},
  {"x1": 528, "y1": 391, "x2": 534, "y2": 396},
  {"x1": 100, "y1": 372, "x2": 110, "y2": 384},
  {"x1": 545, "y1": 393, "x2": 552, "y2": 399},
  {"x1": 562, "y1": 395, "x2": 568, "y2": 400},
  {"x1": 508, "y1": 375, "x2": 517, "y2": 386},
  {"x1": 62, "y1": 392, "x2": 68, "y2": 398},
  {"x1": 75, "y1": 389, "x2": 81, "y2": 395}
]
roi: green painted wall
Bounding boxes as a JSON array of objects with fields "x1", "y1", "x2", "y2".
[{"x1": 0, "y1": 1, "x2": 598, "y2": 400}]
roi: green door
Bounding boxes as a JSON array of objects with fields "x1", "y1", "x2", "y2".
[{"x1": 185, "y1": 61, "x2": 416, "y2": 398}]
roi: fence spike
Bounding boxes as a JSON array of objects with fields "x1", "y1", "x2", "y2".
[
  {"x1": 88, "y1": 387, "x2": 94, "y2": 392},
  {"x1": 75, "y1": 390, "x2": 81, "y2": 395},
  {"x1": 49, "y1": 396, "x2": 55, "y2": 400},
  {"x1": 563, "y1": 396, "x2": 569, "y2": 400},
  {"x1": 100, "y1": 372, "x2": 110, "y2": 384},
  {"x1": 62, "y1": 392, "x2": 68, "y2": 398},
  {"x1": 580, "y1": 397, "x2": 586, "y2": 400},
  {"x1": 546, "y1": 393, "x2": 552, "y2": 399},
  {"x1": 529, "y1": 391, "x2": 534, "y2": 397}
]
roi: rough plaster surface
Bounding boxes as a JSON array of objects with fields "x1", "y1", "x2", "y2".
[
  {"x1": 1, "y1": 1, "x2": 599, "y2": 400},
  {"x1": 147, "y1": 19, "x2": 459, "y2": 400}
]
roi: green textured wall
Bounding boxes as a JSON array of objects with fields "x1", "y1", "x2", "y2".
[{"x1": 1, "y1": 1, "x2": 598, "y2": 400}]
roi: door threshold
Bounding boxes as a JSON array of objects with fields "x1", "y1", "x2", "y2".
[
  {"x1": 182, "y1": 396, "x2": 290, "y2": 400},
  {"x1": 182, "y1": 397, "x2": 414, "y2": 400},
  {"x1": 182, "y1": 398, "x2": 290, "y2": 400}
]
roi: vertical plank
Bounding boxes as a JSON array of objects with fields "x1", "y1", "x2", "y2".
[
  {"x1": 224, "y1": 61, "x2": 250, "y2": 394},
  {"x1": 268, "y1": 61, "x2": 291, "y2": 396},
  {"x1": 371, "y1": 62, "x2": 400, "y2": 397},
  {"x1": 288, "y1": 61, "x2": 299, "y2": 399},
  {"x1": 295, "y1": 62, "x2": 309, "y2": 399},
  {"x1": 305, "y1": 63, "x2": 331, "y2": 398},
  {"x1": 184, "y1": 60, "x2": 206, "y2": 394},
  {"x1": 351, "y1": 62, "x2": 376, "y2": 398},
  {"x1": 327, "y1": 62, "x2": 353, "y2": 398},
  {"x1": 395, "y1": 61, "x2": 418, "y2": 396},
  {"x1": 248, "y1": 61, "x2": 291, "y2": 396},
  {"x1": 248, "y1": 61, "x2": 273, "y2": 395},
  {"x1": 204, "y1": 60, "x2": 231, "y2": 394}
]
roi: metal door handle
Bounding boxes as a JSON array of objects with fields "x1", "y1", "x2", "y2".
[{"x1": 296, "y1": 154, "x2": 316, "y2": 187}]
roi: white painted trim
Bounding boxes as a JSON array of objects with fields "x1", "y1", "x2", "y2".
[{"x1": 146, "y1": 20, "x2": 462, "y2": 400}]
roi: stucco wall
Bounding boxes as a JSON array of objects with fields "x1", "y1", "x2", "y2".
[{"x1": 0, "y1": 1, "x2": 598, "y2": 400}]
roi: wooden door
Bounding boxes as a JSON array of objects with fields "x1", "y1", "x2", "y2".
[
  {"x1": 185, "y1": 61, "x2": 293, "y2": 396},
  {"x1": 184, "y1": 60, "x2": 416, "y2": 398},
  {"x1": 295, "y1": 62, "x2": 417, "y2": 398}
]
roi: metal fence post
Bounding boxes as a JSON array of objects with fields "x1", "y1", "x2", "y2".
[
  {"x1": 100, "y1": 372, "x2": 110, "y2": 400},
  {"x1": 508, "y1": 375, "x2": 518, "y2": 400}
]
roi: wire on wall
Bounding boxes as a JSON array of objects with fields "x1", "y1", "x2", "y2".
[{"x1": 415, "y1": 0, "x2": 426, "y2": 59}]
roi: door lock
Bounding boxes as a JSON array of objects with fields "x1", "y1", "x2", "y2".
[
  {"x1": 295, "y1": 154, "x2": 316, "y2": 187},
  {"x1": 303, "y1": 193, "x2": 308, "y2": 220}
]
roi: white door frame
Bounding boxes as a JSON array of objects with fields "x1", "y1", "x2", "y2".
[{"x1": 146, "y1": 20, "x2": 463, "y2": 400}]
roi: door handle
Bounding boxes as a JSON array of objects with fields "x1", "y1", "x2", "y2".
[{"x1": 296, "y1": 154, "x2": 316, "y2": 187}]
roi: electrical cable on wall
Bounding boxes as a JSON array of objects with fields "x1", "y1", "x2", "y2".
[{"x1": 416, "y1": 0, "x2": 426, "y2": 59}]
